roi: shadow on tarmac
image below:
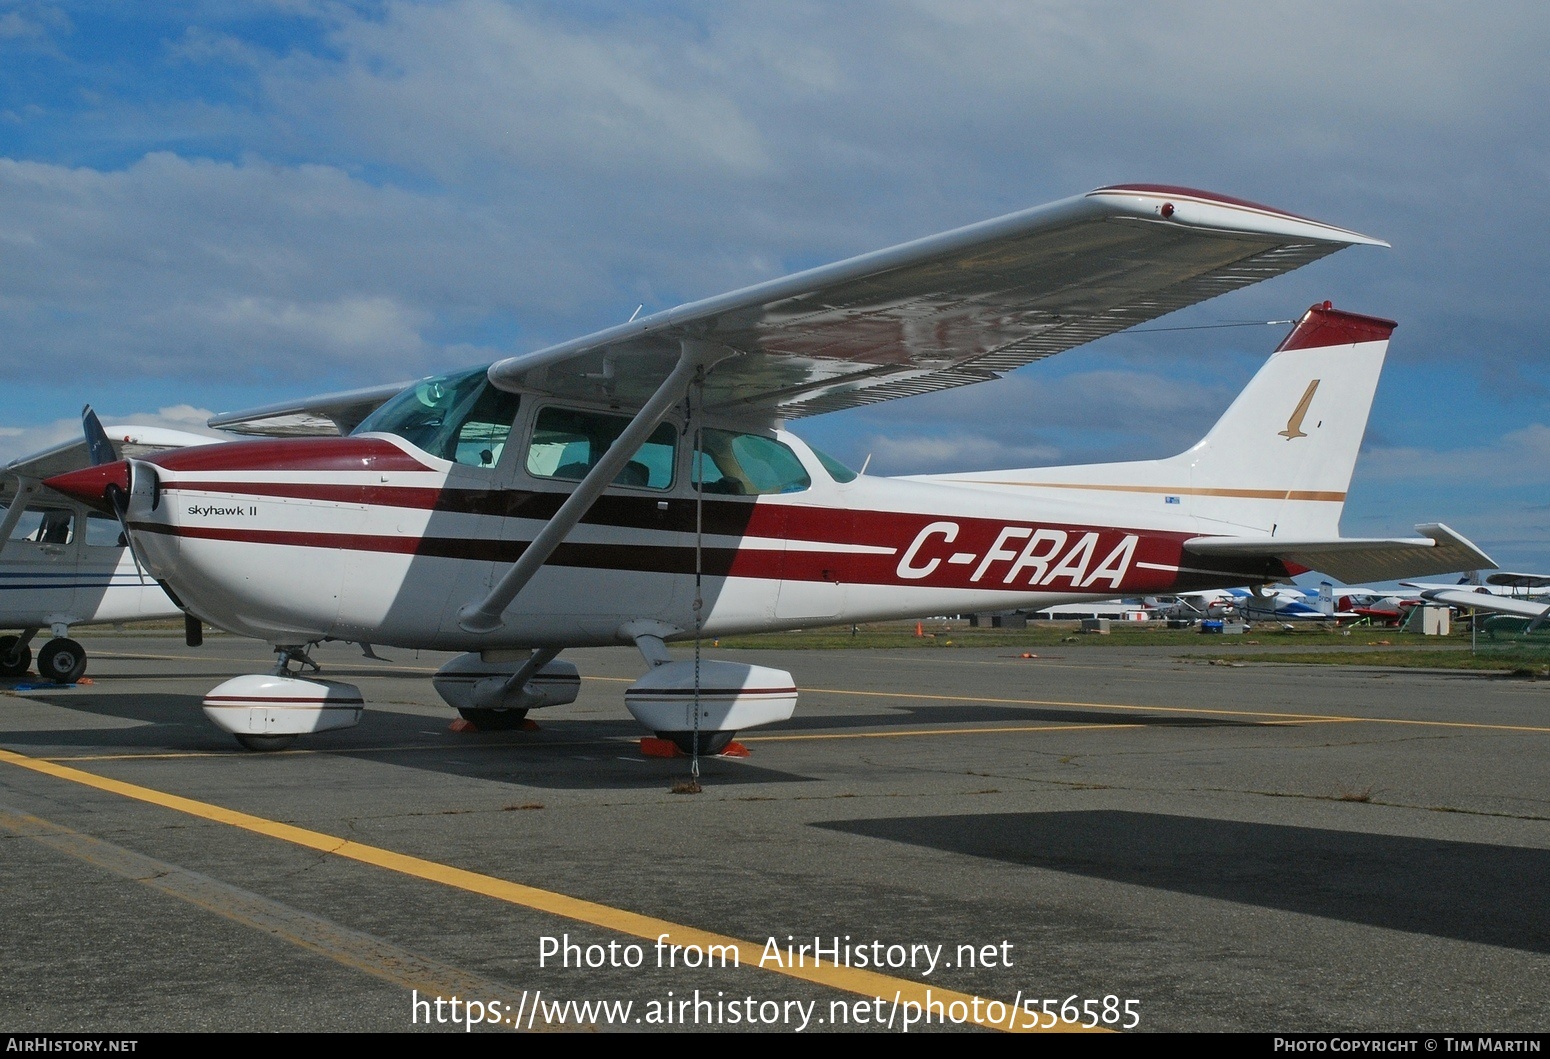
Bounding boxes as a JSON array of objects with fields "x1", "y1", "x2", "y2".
[{"x1": 818, "y1": 810, "x2": 1550, "y2": 953}]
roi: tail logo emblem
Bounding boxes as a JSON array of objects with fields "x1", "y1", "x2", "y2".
[{"x1": 1279, "y1": 379, "x2": 1321, "y2": 439}]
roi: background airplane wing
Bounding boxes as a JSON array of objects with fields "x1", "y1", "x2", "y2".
[
  {"x1": 1421, "y1": 589, "x2": 1550, "y2": 621},
  {"x1": 1484, "y1": 572, "x2": 1550, "y2": 590},
  {"x1": 487, "y1": 184, "x2": 1386, "y2": 419},
  {"x1": 1181, "y1": 524, "x2": 1494, "y2": 585},
  {"x1": 3, "y1": 425, "x2": 218, "y2": 503},
  {"x1": 207, "y1": 380, "x2": 412, "y2": 437}
]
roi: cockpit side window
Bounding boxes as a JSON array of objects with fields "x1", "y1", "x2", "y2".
[
  {"x1": 6, "y1": 507, "x2": 75, "y2": 546},
  {"x1": 352, "y1": 366, "x2": 520, "y2": 468},
  {"x1": 450, "y1": 382, "x2": 523, "y2": 468},
  {"x1": 525, "y1": 407, "x2": 677, "y2": 490},
  {"x1": 691, "y1": 430, "x2": 811, "y2": 495}
]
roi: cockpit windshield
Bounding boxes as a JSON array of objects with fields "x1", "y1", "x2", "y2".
[{"x1": 352, "y1": 366, "x2": 521, "y2": 468}]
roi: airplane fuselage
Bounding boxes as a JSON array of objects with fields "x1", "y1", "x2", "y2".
[{"x1": 116, "y1": 427, "x2": 1277, "y2": 651}]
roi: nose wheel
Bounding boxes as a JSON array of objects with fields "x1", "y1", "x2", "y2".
[
  {"x1": 234, "y1": 734, "x2": 297, "y2": 752},
  {"x1": 37, "y1": 638, "x2": 87, "y2": 684},
  {"x1": 455, "y1": 707, "x2": 530, "y2": 731},
  {"x1": 658, "y1": 730, "x2": 737, "y2": 756}
]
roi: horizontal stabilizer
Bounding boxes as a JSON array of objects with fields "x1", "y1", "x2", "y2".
[
  {"x1": 1183, "y1": 524, "x2": 1493, "y2": 585},
  {"x1": 1421, "y1": 589, "x2": 1550, "y2": 620}
]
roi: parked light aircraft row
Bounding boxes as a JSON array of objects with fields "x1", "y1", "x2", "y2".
[
  {"x1": 1148, "y1": 584, "x2": 1359, "y2": 625},
  {"x1": 37, "y1": 185, "x2": 1495, "y2": 751}
]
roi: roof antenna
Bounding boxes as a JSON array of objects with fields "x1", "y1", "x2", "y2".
[{"x1": 628, "y1": 304, "x2": 644, "y2": 323}]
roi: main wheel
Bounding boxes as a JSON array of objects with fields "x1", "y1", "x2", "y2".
[
  {"x1": 659, "y1": 730, "x2": 736, "y2": 756},
  {"x1": 37, "y1": 638, "x2": 86, "y2": 684},
  {"x1": 456, "y1": 707, "x2": 529, "y2": 731},
  {"x1": 0, "y1": 635, "x2": 31, "y2": 678},
  {"x1": 235, "y1": 733, "x2": 296, "y2": 752}
]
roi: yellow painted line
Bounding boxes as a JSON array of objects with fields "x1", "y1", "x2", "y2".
[
  {"x1": 0, "y1": 746, "x2": 1087, "y2": 1033},
  {"x1": 746, "y1": 722, "x2": 1141, "y2": 742},
  {"x1": 798, "y1": 686, "x2": 1550, "y2": 734}
]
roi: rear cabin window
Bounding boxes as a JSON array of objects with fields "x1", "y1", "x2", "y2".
[
  {"x1": 353, "y1": 366, "x2": 521, "y2": 468},
  {"x1": 691, "y1": 430, "x2": 810, "y2": 495},
  {"x1": 525, "y1": 407, "x2": 677, "y2": 490}
]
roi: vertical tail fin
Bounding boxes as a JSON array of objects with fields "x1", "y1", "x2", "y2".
[
  {"x1": 920, "y1": 303, "x2": 1395, "y2": 540},
  {"x1": 1170, "y1": 303, "x2": 1395, "y2": 537}
]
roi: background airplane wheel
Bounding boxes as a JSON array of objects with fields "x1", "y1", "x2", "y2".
[
  {"x1": 456, "y1": 707, "x2": 529, "y2": 730},
  {"x1": 37, "y1": 638, "x2": 86, "y2": 684},
  {"x1": 660, "y1": 730, "x2": 736, "y2": 756},
  {"x1": 0, "y1": 636, "x2": 32, "y2": 678},
  {"x1": 235, "y1": 734, "x2": 296, "y2": 751}
]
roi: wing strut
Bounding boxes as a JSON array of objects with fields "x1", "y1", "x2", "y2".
[{"x1": 457, "y1": 340, "x2": 727, "y2": 634}]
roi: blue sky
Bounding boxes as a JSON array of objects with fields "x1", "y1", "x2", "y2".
[{"x1": 3, "y1": 1, "x2": 1549, "y2": 572}]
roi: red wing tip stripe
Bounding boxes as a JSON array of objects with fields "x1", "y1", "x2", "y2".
[{"x1": 1090, "y1": 184, "x2": 1327, "y2": 227}]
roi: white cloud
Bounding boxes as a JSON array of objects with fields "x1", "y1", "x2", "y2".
[
  {"x1": 1362, "y1": 424, "x2": 1550, "y2": 485},
  {"x1": 260, "y1": 1, "x2": 772, "y2": 183}
]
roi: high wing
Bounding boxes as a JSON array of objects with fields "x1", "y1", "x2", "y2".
[
  {"x1": 486, "y1": 184, "x2": 1386, "y2": 418},
  {"x1": 1182, "y1": 524, "x2": 1492, "y2": 586},
  {"x1": 208, "y1": 381, "x2": 412, "y2": 438}
]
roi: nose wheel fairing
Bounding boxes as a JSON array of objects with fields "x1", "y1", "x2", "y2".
[{"x1": 202, "y1": 673, "x2": 364, "y2": 751}]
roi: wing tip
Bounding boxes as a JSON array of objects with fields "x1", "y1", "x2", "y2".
[{"x1": 1087, "y1": 184, "x2": 1387, "y2": 246}]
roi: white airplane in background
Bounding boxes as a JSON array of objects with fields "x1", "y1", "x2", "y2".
[
  {"x1": 1, "y1": 421, "x2": 216, "y2": 682},
  {"x1": 1414, "y1": 573, "x2": 1550, "y2": 631},
  {"x1": 45, "y1": 185, "x2": 1493, "y2": 752}
]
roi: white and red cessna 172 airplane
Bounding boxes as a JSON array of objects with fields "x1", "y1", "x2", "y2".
[{"x1": 44, "y1": 185, "x2": 1492, "y2": 751}]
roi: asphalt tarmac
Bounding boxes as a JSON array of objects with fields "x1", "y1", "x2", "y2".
[{"x1": 1, "y1": 633, "x2": 1547, "y2": 1033}]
